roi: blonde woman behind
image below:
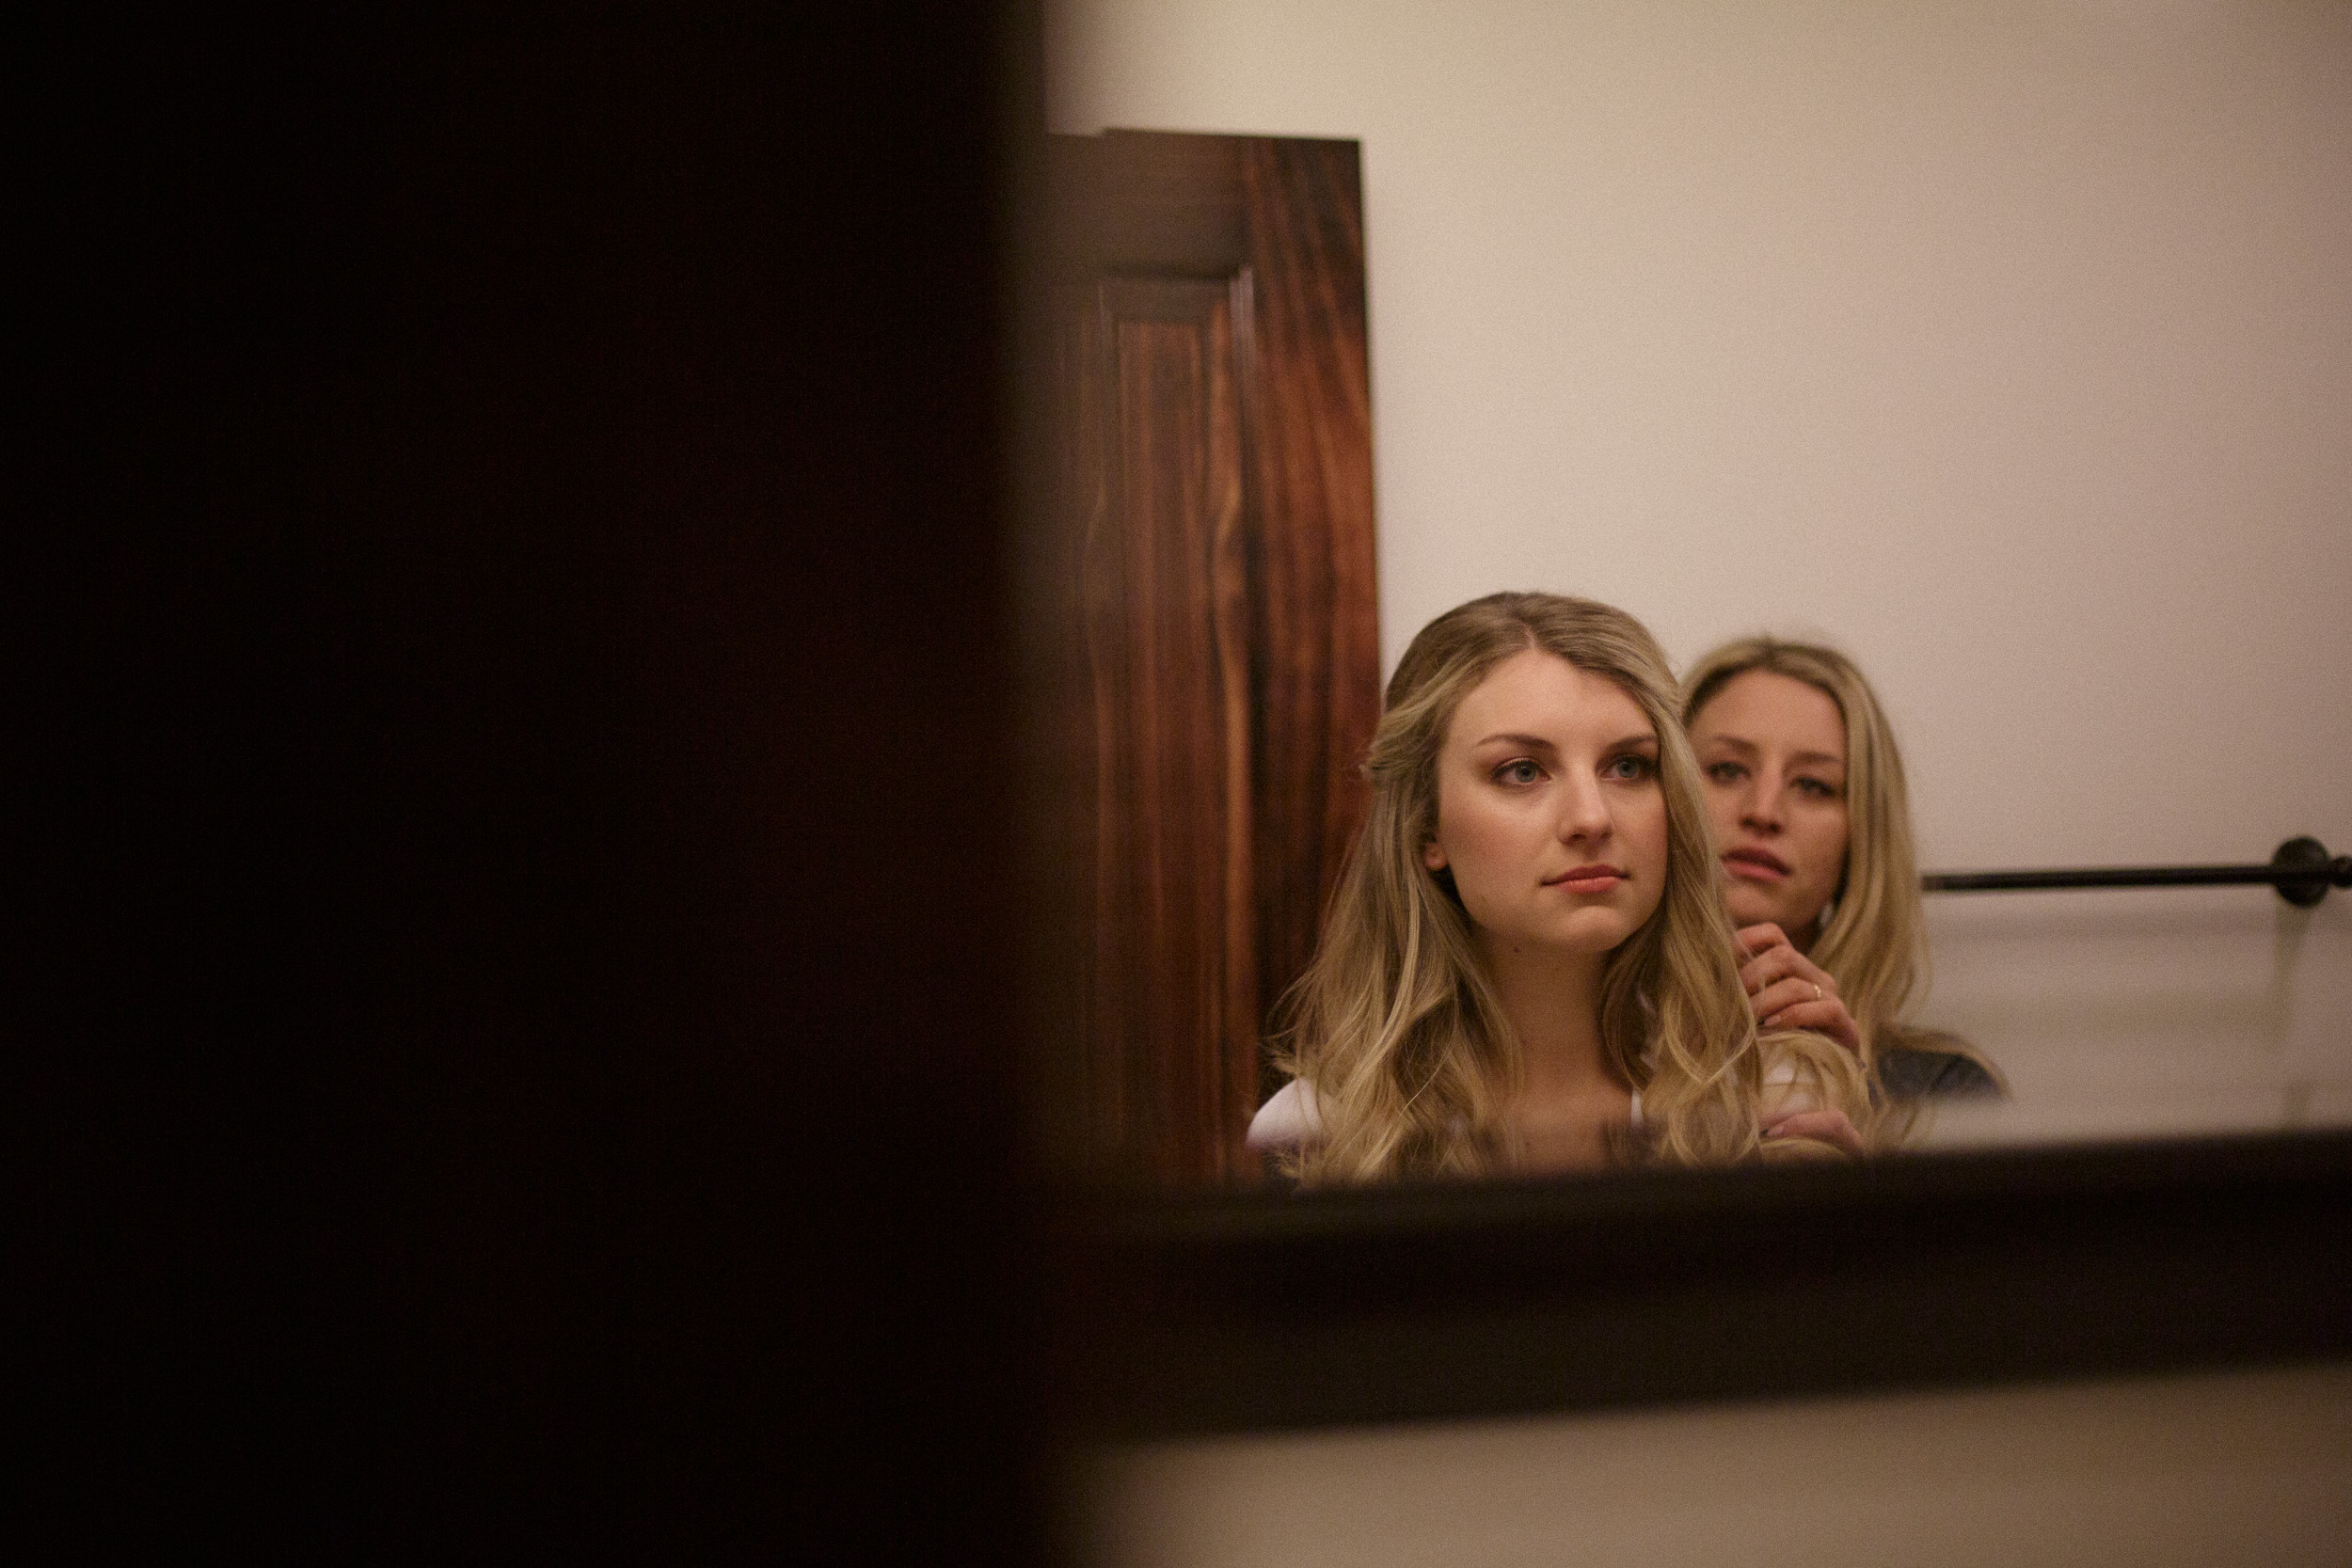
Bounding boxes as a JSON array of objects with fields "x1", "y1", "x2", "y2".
[
  {"x1": 1681, "y1": 638, "x2": 2002, "y2": 1113},
  {"x1": 1248, "y1": 593, "x2": 1873, "y2": 1184}
]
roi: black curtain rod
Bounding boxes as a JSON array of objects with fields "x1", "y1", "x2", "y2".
[{"x1": 1922, "y1": 836, "x2": 2348, "y2": 908}]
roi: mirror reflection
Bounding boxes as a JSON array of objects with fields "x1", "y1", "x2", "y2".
[
  {"x1": 1248, "y1": 594, "x2": 1878, "y2": 1183},
  {"x1": 1030, "y1": 0, "x2": 2352, "y2": 1185}
]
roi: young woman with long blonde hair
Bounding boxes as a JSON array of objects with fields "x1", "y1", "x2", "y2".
[
  {"x1": 1248, "y1": 593, "x2": 1872, "y2": 1183},
  {"x1": 1681, "y1": 638, "x2": 2001, "y2": 1106}
]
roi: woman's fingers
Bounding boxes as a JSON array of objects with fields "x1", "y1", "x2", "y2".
[
  {"x1": 1731, "y1": 927, "x2": 1860, "y2": 1052},
  {"x1": 1759, "y1": 994, "x2": 1863, "y2": 1053},
  {"x1": 1740, "y1": 938, "x2": 1837, "y2": 1000},
  {"x1": 1761, "y1": 1108, "x2": 1867, "y2": 1157},
  {"x1": 1740, "y1": 944, "x2": 1820, "y2": 997},
  {"x1": 1750, "y1": 975, "x2": 1814, "y2": 1016},
  {"x1": 1738, "y1": 947, "x2": 1786, "y2": 994}
]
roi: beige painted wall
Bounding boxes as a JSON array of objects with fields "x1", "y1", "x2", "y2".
[
  {"x1": 1049, "y1": 0, "x2": 2352, "y2": 1143},
  {"x1": 1078, "y1": 1361, "x2": 2352, "y2": 1568}
]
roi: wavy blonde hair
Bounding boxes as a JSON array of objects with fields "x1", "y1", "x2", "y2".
[
  {"x1": 1277, "y1": 594, "x2": 1868, "y2": 1182},
  {"x1": 1680, "y1": 639, "x2": 1925, "y2": 1073}
]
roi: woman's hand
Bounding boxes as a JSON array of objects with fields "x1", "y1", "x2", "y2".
[
  {"x1": 1737, "y1": 922, "x2": 1861, "y2": 1056},
  {"x1": 1760, "y1": 1106, "x2": 1867, "y2": 1158}
]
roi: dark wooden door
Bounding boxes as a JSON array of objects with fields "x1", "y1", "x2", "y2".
[{"x1": 1030, "y1": 132, "x2": 1381, "y2": 1184}]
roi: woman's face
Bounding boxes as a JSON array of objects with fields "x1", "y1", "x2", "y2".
[
  {"x1": 1421, "y1": 650, "x2": 1669, "y2": 959},
  {"x1": 1687, "y1": 669, "x2": 1851, "y2": 939}
]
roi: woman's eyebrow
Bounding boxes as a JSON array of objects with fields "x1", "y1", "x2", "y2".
[
  {"x1": 1695, "y1": 734, "x2": 1758, "y2": 755},
  {"x1": 1607, "y1": 732, "x2": 1660, "y2": 752},
  {"x1": 1472, "y1": 732, "x2": 1557, "y2": 752},
  {"x1": 1788, "y1": 750, "x2": 1845, "y2": 769}
]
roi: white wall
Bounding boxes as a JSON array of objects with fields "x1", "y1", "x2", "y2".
[{"x1": 1050, "y1": 0, "x2": 2352, "y2": 1143}]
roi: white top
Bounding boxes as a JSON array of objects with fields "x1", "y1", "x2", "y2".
[
  {"x1": 1244, "y1": 1078, "x2": 1324, "y2": 1152},
  {"x1": 1245, "y1": 1077, "x2": 1648, "y2": 1154}
]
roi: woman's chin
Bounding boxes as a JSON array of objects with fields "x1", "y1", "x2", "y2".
[
  {"x1": 1548, "y1": 909, "x2": 1650, "y2": 956},
  {"x1": 1474, "y1": 911, "x2": 1642, "y2": 961}
]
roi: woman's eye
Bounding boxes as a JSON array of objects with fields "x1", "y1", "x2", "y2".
[
  {"x1": 1796, "y1": 776, "x2": 1840, "y2": 800},
  {"x1": 1704, "y1": 761, "x2": 1743, "y2": 784},
  {"x1": 1494, "y1": 759, "x2": 1544, "y2": 785},
  {"x1": 1604, "y1": 754, "x2": 1656, "y2": 782}
]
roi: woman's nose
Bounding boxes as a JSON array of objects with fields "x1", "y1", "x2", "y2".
[
  {"x1": 1555, "y1": 776, "x2": 1613, "y2": 842},
  {"x1": 1740, "y1": 775, "x2": 1782, "y2": 832}
]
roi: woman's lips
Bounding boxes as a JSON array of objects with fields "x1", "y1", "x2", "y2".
[
  {"x1": 1723, "y1": 847, "x2": 1789, "y2": 882},
  {"x1": 1546, "y1": 864, "x2": 1625, "y2": 895}
]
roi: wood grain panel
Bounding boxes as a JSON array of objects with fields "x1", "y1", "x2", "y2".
[
  {"x1": 1240, "y1": 138, "x2": 1381, "y2": 1096},
  {"x1": 1073, "y1": 278, "x2": 1261, "y2": 1181},
  {"x1": 1036, "y1": 132, "x2": 1380, "y2": 1184}
]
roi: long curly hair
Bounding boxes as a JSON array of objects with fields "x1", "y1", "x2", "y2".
[{"x1": 1277, "y1": 594, "x2": 1867, "y2": 1181}]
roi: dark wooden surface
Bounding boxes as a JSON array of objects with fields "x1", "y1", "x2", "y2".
[
  {"x1": 1037, "y1": 132, "x2": 1381, "y2": 1183},
  {"x1": 1238, "y1": 139, "x2": 1383, "y2": 1089},
  {"x1": 1051, "y1": 1130, "x2": 2352, "y2": 1439},
  {"x1": 29, "y1": 3, "x2": 1041, "y2": 1557},
  {"x1": 1073, "y1": 274, "x2": 1262, "y2": 1181}
]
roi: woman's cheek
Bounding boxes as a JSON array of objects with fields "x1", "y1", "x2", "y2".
[
  {"x1": 1456, "y1": 826, "x2": 1518, "y2": 909},
  {"x1": 1702, "y1": 788, "x2": 1741, "y2": 847}
]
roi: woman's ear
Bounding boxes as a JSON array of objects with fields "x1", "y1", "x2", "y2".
[{"x1": 1422, "y1": 838, "x2": 1448, "y2": 872}]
